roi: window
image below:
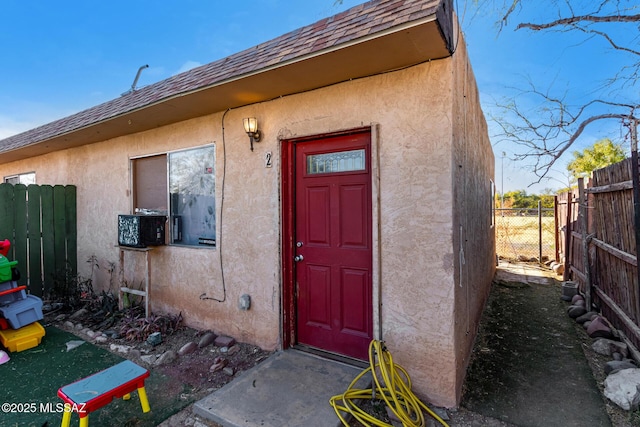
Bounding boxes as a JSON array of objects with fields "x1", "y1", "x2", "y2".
[
  {"x1": 4, "y1": 172, "x2": 35, "y2": 185},
  {"x1": 169, "y1": 146, "x2": 216, "y2": 247},
  {"x1": 131, "y1": 144, "x2": 216, "y2": 248},
  {"x1": 306, "y1": 149, "x2": 365, "y2": 174}
]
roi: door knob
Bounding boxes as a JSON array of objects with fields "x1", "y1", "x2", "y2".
[{"x1": 294, "y1": 255, "x2": 304, "y2": 262}]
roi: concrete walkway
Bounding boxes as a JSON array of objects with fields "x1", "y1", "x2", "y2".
[{"x1": 193, "y1": 350, "x2": 369, "y2": 427}]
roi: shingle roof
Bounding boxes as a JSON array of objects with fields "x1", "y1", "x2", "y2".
[{"x1": 0, "y1": 0, "x2": 443, "y2": 154}]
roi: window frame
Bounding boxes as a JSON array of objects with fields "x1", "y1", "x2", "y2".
[
  {"x1": 490, "y1": 179, "x2": 496, "y2": 228},
  {"x1": 168, "y1": 144, "x2": 216, "y2": 248},
  {"x1": 130, "y1": 143, "x2": 216, "y2": 249},
  {"x1": 4, "y1": 172, "x2": 36, "y2": 185}
]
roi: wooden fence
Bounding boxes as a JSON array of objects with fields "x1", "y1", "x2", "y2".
[
  {"x1": 0, "y1": 183, "x2": 77, "y2": 298},
  {"x1": 558, "y1": 157, "x2": 640, "y2": 350}
]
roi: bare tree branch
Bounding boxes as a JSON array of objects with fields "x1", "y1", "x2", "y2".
[
  {"x1": 548, "y1": 113, "x2": 633, "y2": 168},
  {"x1": 571, "y1": 26, "x2": 640, "y2": 57},
  {"x1": 517, "y1": 13, "x2": 640, "y2": 30},
  {"x1": 499, "y1": 0, "x2": 521, "y2": 30},
  {"x1": 490, "y1": 80, "x2": 639, "y2": 183},
  {"x1": 471, "y1": 0, "x2": 640, "y2": 184}
]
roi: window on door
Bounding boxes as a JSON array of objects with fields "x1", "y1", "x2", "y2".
[{"x1": 132, "y1": 144, "x2": 216, "y2": 248}]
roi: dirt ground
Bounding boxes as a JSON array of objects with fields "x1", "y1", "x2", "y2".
[
  {"x1": 461, "y1": 262, "x2": 636, "y2": 427},
  {"x1": 42, "y1": 262, "x2": 637, "y2": 426},
  {"x1": 45, "y1": 307, "x2": 503, "y2": 427},
  {"x1": 43, "y1": 306, "x2": 272, "y2": 426}
]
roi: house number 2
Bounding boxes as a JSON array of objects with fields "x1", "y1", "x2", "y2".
[{"x1": 265, "y1": 152, "x2": 273, "y2": 168}]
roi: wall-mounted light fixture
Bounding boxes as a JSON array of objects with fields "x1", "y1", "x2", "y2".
[{"x1": 243, "y1": 117, "x2": 262, "y2": 151}]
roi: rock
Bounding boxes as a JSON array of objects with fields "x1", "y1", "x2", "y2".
[
  {"x1": 571, "y1": 294, "x2": 584, "y2": 304},
  {"x1": 575, "y1": 311, "x2": 599, "y2": 324},
  {"x1": 55, "y1": 314, "x2": 66, "y2": 322},
  {"x1": 147, "y1": 332, "x2": 162, "y2": 346},
  {"x1": 222, "y1": 366, "x2": 235, "y2": 376},
  {"x1": 209, "y1": 356, "x2": 228, "y2": 372},
  {"x1": 86, "y1": 330, "x2": 96, "y2": 338},
  {"x1": 69, "y1": 308, "x2": 88, "y2": 320},
  {"x1": 227, "y1": 345, "x2": 240, "y2": 356},
  {"x1": 155, "y1": 350, "x2": 178, "y2": 366},
  {"x1": 592, "y1": 338, "x2": 628, "y2": 358},
  {"x1": 567, "y1": 305, "x2": 587, "y2": 319},
  {"x1": 613, "y1": 353, "x2": 623, "y2": 361},
  {"x1": 215, "y1": 335, "x2": 236, "y2": 348},
  {"x1": 42, "y1": 304, "x2": 52, "y2": 312},
  {"x1": 129, "y1": 349, "x2": 142, "y2": 359},
  {"x1": 605, "y1": 360, "x2": 637, "y2": 375},
  {"x1": 573, "y1": 299, "x2": 586, "y2": 307},
  {"x1": 198, "y1": 332, "x2": 218, "y2": 348},
  {"x1": 104, "y1": 330, "x2": 120, "y2": 339},
  {"x1": 562, "y1": 281, "x2": 578, "y2": 298},
  {"x1": 560, "y1": 295, "x2": 572, "y2": 302},
  {"x1": 74, "y1": 323, "x2": 84, "y2": 330},
  {"x1": 552, "y1": 263, "x2": 564, "y2": 275},
  {"x1": 140, "y1": 355, "x2": 157, "y2": 365},
  {"x1": 604, "y1": 368, "x2": 640, "y2": 411},
  {"x1": 583, "y1": 321, "x2": 591, "y2": 329},
  {"x1": 94, "y1": 335, "x2": 108, "y2": 344},
  {"x1": 178, "y1": 342, "x2": 198, "y2": 356},
  {"x1": 587, "y1": 317, "x2": 613, "y2": 339},
  {"x1": 110, "y1": 344, "x2": 132, "y2": 354},
  {"x1": 63, "y1": 321, "x2": 74, "y2": 329}
]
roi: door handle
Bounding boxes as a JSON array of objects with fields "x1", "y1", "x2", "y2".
[{"x1": 294, "y1": 255, "x2": 304, "y2": 262}]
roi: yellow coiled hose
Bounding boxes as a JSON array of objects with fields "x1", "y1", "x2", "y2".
[{"x1": 329, "y1": 340, "x2": 450, "y2": 427}]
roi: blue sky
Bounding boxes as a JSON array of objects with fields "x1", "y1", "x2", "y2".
[
  {"x1": 460, "y1": 1, "x2": 637, "y2": 193},
  {"x1": 1, "y1": 0, "x2": 636, "y2": 193}
]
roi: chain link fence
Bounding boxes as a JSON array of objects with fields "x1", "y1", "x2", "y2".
[{"x1": 496, "y1": 207, "x2": 556, "y2": 262}]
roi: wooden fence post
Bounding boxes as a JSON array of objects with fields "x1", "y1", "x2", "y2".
[
  {"x1": 578, "y1": 178, "x2": 591, "y2": 311},
  {"x1": 554, "y1": 195, "x2": 559, "y2": 263},
  {"x1": 631, "y1": 119, "x2": 640, "y2": 326},
  {"x1": 563, "y1": 190, "x2": 573, "y2": 282}
]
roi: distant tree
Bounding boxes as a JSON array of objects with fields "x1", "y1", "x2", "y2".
[
  {"x1": 566, "y1": 138, "x2": 626, "y2": 182},
  {"x1": 500, "y1": 190, "x2": 554, "y2": 210}
]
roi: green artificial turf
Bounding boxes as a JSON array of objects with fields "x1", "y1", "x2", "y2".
[{"x1": 0, "y1": 325, "x2": 193, "y2": 427}]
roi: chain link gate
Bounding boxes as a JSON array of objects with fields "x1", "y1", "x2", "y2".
[{"x1": 496, "y1": 203, "x2": 555, "y2": 262}]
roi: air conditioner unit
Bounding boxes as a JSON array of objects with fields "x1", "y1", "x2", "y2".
[{"x1": 118, "y1": 215, "x2": 166, "y2": 248}]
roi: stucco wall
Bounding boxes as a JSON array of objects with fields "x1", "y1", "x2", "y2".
[
  {"x1": 450, "y1": 33, "x2": 497, "y2": 404},
  {"x1": 0, "y1": 47, "x2": 491, "y2": 407}
]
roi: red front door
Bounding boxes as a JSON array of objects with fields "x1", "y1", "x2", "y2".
[{"x1": 294, "y1": 131, "x2": 373, "y2": 360}]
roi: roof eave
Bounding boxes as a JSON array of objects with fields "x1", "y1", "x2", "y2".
[{"x1": 0, "y1": 11, "x2": 453, "y2": 165}]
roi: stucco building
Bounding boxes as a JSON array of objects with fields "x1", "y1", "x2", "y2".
[{"x1": 0, "y1": 0, "x2": 495, "y2": 407}]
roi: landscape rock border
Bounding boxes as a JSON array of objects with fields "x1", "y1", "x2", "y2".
[{"x1": 562, "y1": 287, "x2": 640, "y2": 412}]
